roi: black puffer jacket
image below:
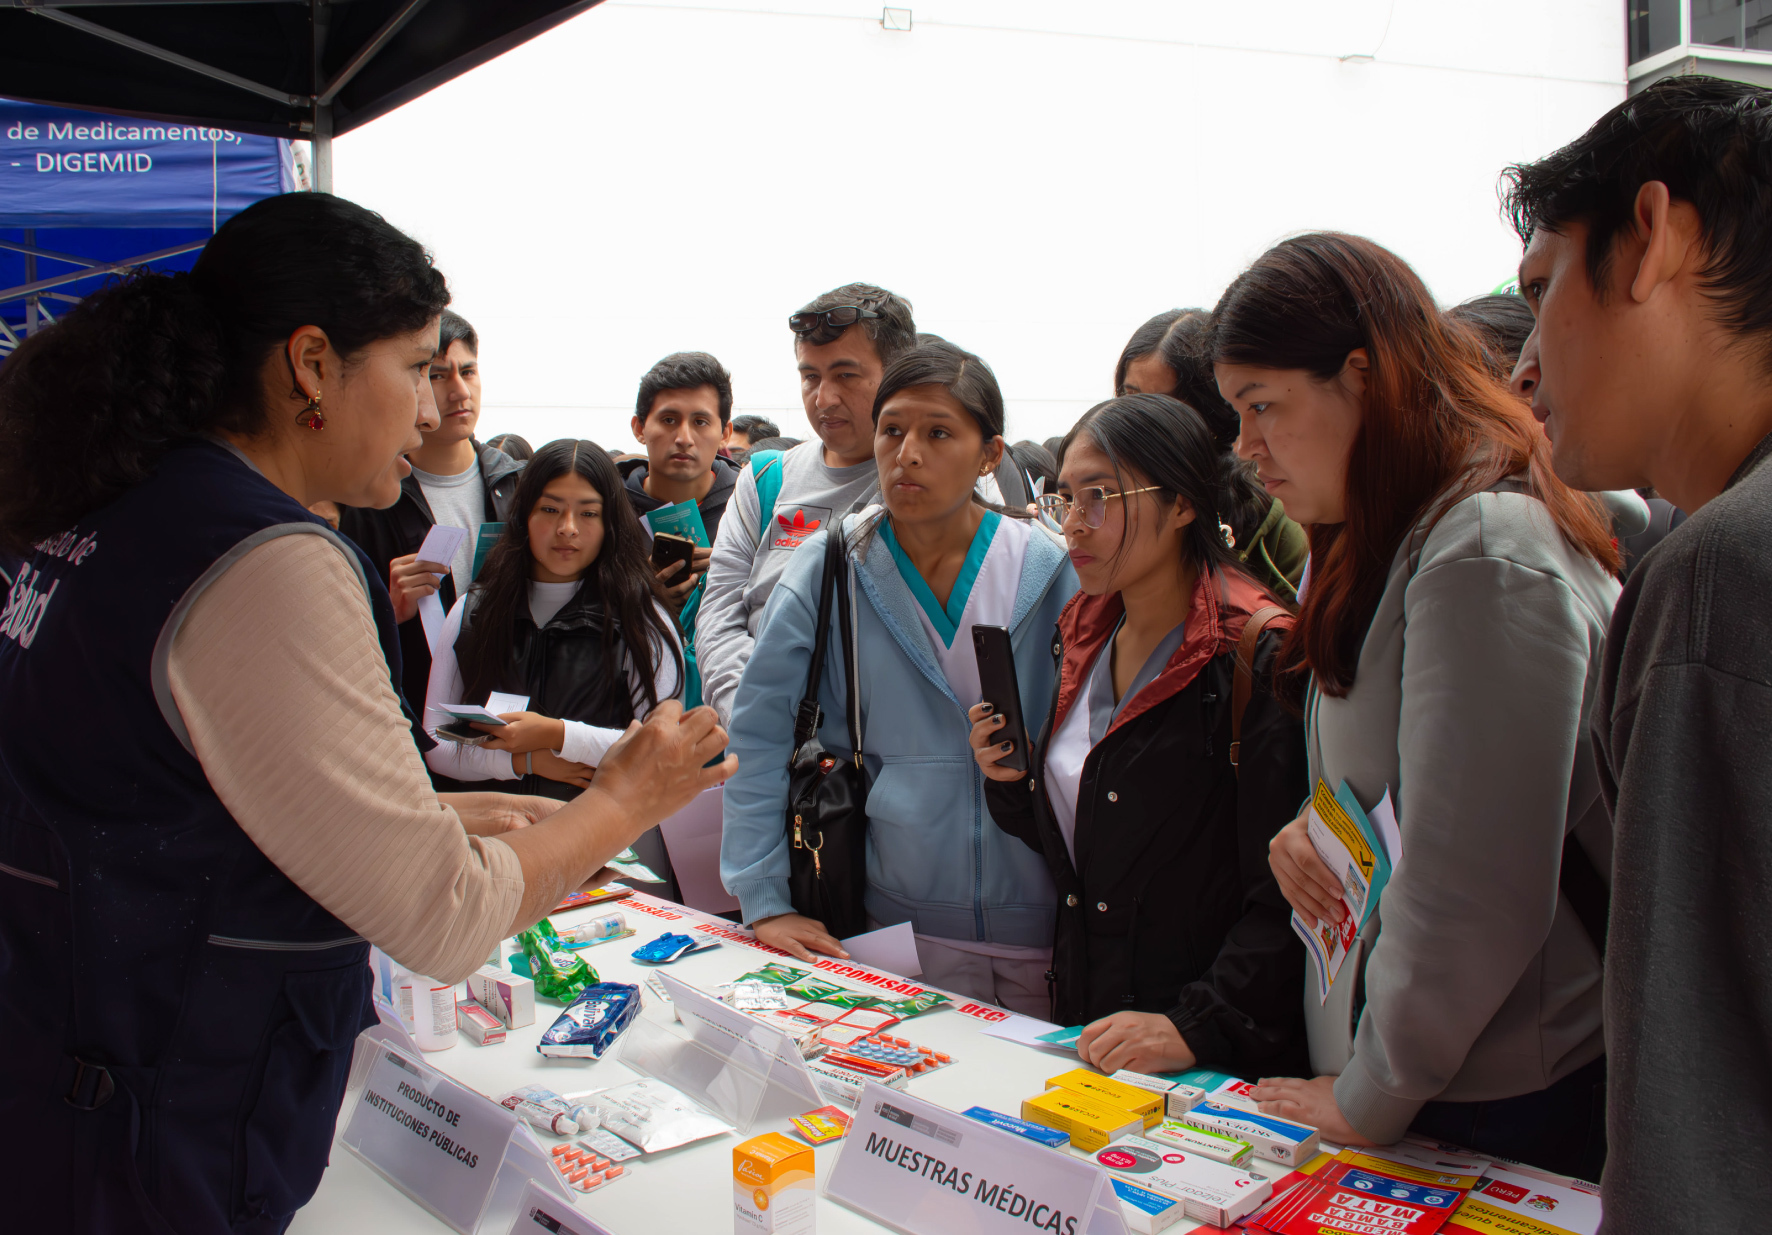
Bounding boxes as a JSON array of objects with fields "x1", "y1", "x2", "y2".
[
  {"x1": 985, "y1": 573, "x2": 1309, "y2": 1079},
  {"x1": 337, "y1": 441, "x2": 522, "y2": 720}
]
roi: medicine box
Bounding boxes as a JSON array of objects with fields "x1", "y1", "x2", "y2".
[
  {"x1": 468, "y1": 965, "x2": 535, "y2": 1029},
  {"x1": 962, "y1": 1106, "x2": 1070, "y2": 1150},
  {"x1": 1111, "y1": 1070, "x2": 1177, "y2": 1095},
  {"x1": 1093, "y1": 1133, "x2": 1274, "y2": 1228},
  {"x1": 455, "y1": 999, "x2": 506, "y2": 1045},
  {"x1": 1046, "y1": 1068, "x2": 1163, "y2": 1129},
  {"x1": 1164, "y1": 1084, "x2": 1207, "y2": 1119},
  {"x1": 1111, "y1": 1180, "x2": 1184, "y2": 1235},
  {"x1": 1020, "y1": 1088, "x2": 1145, "y2": 1153},
  {"x1": 733, "y1": 1132, "x2": 816, "y2": 1235},
  {"x1": 1146, "y1": 1119, "x2": 1253, "y2": 1166},
  {"x1": 1178, "y1": 1101, "x2": 1319, "y2": 1166}
]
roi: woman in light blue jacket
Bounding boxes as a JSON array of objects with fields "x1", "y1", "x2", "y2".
[{"x1": 721, "y1": 340, "x2": 1076, "y2": 1015}]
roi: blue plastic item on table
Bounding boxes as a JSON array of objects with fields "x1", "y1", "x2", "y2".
[
  {"x1": 537, "y1": 982, "x2": 641, "y2": 1058},
  {"x1": 631, "y1": 932, "x2": 720, "y2": 964}
]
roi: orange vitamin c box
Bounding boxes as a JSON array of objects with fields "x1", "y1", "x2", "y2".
[{"x1": 733, "y1": 1132, "x2": 816, "y2": 1235}]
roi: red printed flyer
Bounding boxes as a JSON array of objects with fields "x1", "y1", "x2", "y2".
[
  {"x1": 1246, "y1": 1148, "x2": 1485, "y2": 1235},
  {"x1": 1444, "y1": 1165, "x2": 1601, "y2": 1235}
]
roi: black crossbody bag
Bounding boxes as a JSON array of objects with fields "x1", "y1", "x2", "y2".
[{"x1": 785, "y1": 529, "x2": 871, "y2": 938}]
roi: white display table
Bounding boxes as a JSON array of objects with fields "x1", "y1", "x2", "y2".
[{"x1": 293, "y1": 891, "x2": 1221, "y2": 1235}]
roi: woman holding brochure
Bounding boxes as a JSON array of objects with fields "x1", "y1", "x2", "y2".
[
  {"x1": 968, "y1": 392, "x2": 1310, "y2": 1078},
  {"x1": 1212, "y1": 234, "x2": 1618, "y2": 1179},
  {"x1": 0, "y1": 195, "x2": 731, "y2": 1235},
  {"x1": 721, "y1": 339, "x2": 1075, "y2": 1014},
  {"x1": 424, "y1": 437, "x2": 687, "y2": 896}
]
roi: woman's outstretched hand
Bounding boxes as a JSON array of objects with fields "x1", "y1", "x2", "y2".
[{"x1": 591, "y1": 701, "x2": 735, "y2": 831}]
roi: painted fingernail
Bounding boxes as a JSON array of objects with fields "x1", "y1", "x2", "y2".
[
  {"x1": 1000, "y1": 741, "x2": 1014, "y2": 752},
  {"x1": 993, "y1": 715, "x2": 1005, "y2": 726}
]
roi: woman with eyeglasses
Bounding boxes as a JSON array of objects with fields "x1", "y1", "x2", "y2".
[
  {"x1": 968, "y1": 393, "x2": 1309, "y2": 1075},
  {"x1": 721, "y1": 339, "x2": 1074, "y2": 1016}
]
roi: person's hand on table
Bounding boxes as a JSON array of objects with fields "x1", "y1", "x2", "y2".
[
  {"x1": 967, "y1": 701, "x2": 1026, "y2": 783},
  {"x1": 1269, "y1": 810, "x2": 1346, "y2": 925},
  {"x1": 388, "y1": 553, "x2": 447, "y2": 625},
  {"x1": 439, "y1": 791, "x2": 562, "y2": 837},
  {"x1": 1248, "y1": 1075, "x2": 1376, "y2": 1146},
  {"x1": 475, "y1": 711, "x2": 568, "y2": 754},
  {"x1": 1077, "y1": 1011, "x2": 1197, "y2": 1074},
  {"x1": 590, "y1": 701, "x2": 735, "y2": 831},
  {"x1": 753, "y1": 912, "x2": 849, "y2": 963}
]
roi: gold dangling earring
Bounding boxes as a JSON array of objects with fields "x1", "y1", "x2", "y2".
[{"x1": 296, "y1": 389, "x2": 325, "y2": 431}]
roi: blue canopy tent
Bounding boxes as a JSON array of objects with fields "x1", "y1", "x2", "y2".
[{"x1": 0, "y1": 97, "x2": 295, "y2": 358}]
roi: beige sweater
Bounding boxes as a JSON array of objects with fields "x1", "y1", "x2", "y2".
[{"x1": 166, "y1": 532, "x2": 524, "y2": 984}]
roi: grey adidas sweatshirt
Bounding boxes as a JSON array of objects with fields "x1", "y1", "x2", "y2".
[
  {"x1": 695, "y1": 441, "x2": 879, "y2": 726},
  {"x1": 1595, "y1": 432, "x2": 1772, "y2": 1231}
]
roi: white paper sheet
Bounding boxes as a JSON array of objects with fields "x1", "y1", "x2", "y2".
[
  {"x1": 415, "y1": 523, "x2": 467, "y2": 571},
  {"x1": 484, "y1": 691, "x2": 530, "y2": 715},
  {"x1": 978, "y1": 1012, "x2": 1079, "y2": 1055},
  {"x1": 656, "y1": 786, "x2": 737, "y2": 914},
  {"x1": 1370, "y1": 787, "x2": 1402, "y2": 865},
  {"x1": 839, "y1": 921, "x2": 923, "y2": 977}
]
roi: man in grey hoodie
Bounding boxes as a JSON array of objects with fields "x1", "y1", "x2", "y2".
[{"x1": 1504, "y1": 76, "x2": 1772, "y2": 1230}]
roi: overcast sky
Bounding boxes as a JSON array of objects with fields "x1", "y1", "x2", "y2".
[{"x1": 335, "y1": 0, "x2": 1625, "y2": 450}]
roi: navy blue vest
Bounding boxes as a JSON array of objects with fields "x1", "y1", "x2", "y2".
[{"x1": 0, "y1": 441, "x2": 411, "y2": 1234}]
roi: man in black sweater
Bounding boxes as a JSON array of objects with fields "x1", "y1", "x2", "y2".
[{"x1": 1504, "y1": 77, "x2": 1772, "y2": 1227}]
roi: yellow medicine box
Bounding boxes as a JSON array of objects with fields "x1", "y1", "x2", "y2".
[
  {"x1": 1045, "y1": 1069, "x2": 1163, "y2": 1129},
  {"x1": 733, "y1": 1132, "x2": 816, "y2": 1235},
  {"x1": 1021, "y1": 1087, "x2": 1146, "y2": 1153}
]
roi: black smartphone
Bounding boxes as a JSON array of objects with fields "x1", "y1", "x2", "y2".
[
  {"x1": 971, "y1": 623, "x2": 1030, "y2": 774},
  {"x1": 650, "y1": 532, "x2": 697, "y2": 583}
]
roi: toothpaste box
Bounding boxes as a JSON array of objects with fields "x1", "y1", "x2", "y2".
[
  {"x1": 1094, "y1": 1134, "x2": 1274, "y2": 1227},
  {"x1": 1147, "y1": 1118, "x2": 1253, "y2": 1166},
  {"x1": 1046, "y1": 1068, "x2": 1163, "y2": 1129},
  {"x1": 1178, "y1": 1101, "x2": 1319, "y2": 1166},
  {"x1": 1111, "y1": 1179, "x2": 1184, "y2": 1234},
  {"x1": 733, "y1": 1132, "x2": 815, "y2": 1235},
  {"x1": 1020, "y1": 1088, "x2": 1145, "y2": 1153},
  {"x1": 468, "y1": 965, "x2": 535, "y2": 1029},
  {"x1": 454, "y1": 999, "x2": 506, "y2": 1045},
  {"x1": 1164, "y1": 1085, "x2": 1208, "y2": 1119},
  {"x1": 962, "y1": 1106, "x2": 1071, "y2": 1150}
]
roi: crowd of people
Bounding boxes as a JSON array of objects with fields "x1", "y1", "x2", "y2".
[{"x1": 0, "y1": 74, "x2": 1767, "y2": 1234}]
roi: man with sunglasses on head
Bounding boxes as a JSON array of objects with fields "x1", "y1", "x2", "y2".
[{"x1": 696, "y1": 283, "x2": 917, "y2": 726}]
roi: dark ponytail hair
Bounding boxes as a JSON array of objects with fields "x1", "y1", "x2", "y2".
[
  {"x1": 1060, "y1": 394, "x2": 1242, "y2": 579},
  {"x1": 1114, "y1": 309, "x2": 1275, "y2": 553},
  {"x1": 870, "y1": 337, "x2": 1029, "y2": 518},
  {"x1": 457, "y1": 439, "x2": 682, "y2": 714},
  {"x1": 0, "y1": 192, "x2": 449, "y2": 553}
]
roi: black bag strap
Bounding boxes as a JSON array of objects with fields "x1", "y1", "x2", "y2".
[
  {"x1": 1559, "y1": 831, "x2": 1609, "y2": 957},
  {"x1": 793, "y1": 531, "x2": 845, "y2": 747},
  {"x1": 833, "y1": 530, "x2": 863, "y2": 765}
]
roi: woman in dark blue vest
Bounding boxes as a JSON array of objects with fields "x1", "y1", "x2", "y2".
[
  {"x1": 423, "y1": 438, "x2": 688, "y2": 896},
  {"x1": 0, "y1": 193, "x2": 733, "y2": 1234}
]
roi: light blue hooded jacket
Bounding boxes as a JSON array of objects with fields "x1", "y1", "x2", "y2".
[{"x1": 720, "y1": 512, "x2": 1077, "y2": 946}]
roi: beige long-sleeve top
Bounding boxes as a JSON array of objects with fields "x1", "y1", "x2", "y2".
[{"x1": 166, "y1": 531, "x2": 524, "y2": 984}]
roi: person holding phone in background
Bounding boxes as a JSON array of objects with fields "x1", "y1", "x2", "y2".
[
  {"x1": 969, "y1": 393, "x2": 1308, "y2": 1075},
  {"x1": 720, "y1": 340, "x2": 1075, "y2": 1014},
  {"x1": 424, "y1": 438, "x2": 688, "y2": 898}
]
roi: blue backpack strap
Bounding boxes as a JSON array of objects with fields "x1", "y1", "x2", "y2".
[{"x1": 749, "y1": 449, "x2": 785, "y2": 544}]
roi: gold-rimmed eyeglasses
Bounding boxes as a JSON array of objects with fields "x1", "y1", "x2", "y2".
[{"x1": 1035, "y1": 485, "x2": 1164, "y2": 529}]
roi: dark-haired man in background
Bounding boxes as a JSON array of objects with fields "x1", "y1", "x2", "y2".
[
  {"x1": 338, "y1": 309, "x2": 522, "y2": 725},
  {"x1": 696, "y1": 282, "x2": 917, "y2": 726},
  {"x1": 1505, "y1": 76, "x2": 1772, "y2": 1229}
]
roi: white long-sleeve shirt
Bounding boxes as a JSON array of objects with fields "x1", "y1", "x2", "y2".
[{"x1": 423, "y1": 582, "x2": 681, "y2": 782}]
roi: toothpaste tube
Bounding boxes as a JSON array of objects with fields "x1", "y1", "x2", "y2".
[
  {"x1": 1094, "y1": 1134, "x2": 1274, "y2": 1227},
  {"x1": 1177, "y1": 1100, "x2": 1319, "y2": 1166},
  {"x1": 496, "y1": 1086, "x2": 579, "y2": 1136},
  {"x1": 962, "y1": 1107, "x2": 1070, "y2": 1150},
  {"x1": 1146, "y1": 1118, "x2": 1253, "y2": 1165},
  {"x1": 558, "y1": 913, "x2": 629, "y2": 945}
]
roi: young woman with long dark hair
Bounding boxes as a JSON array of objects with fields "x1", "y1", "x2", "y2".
[
  {"x1": 425, "y1": 438, "x2": 687, "y2": 892},
  {"x1": 720, "y1": 340, "x2": 1076, "y2": 1014},
  {"x1": 1216, "y1": 233, "x2": 1619, "y2": 1180},
  {"x1": 0, "y1": 194, "x2": 728, "y2": 1234},
  {"x1": 969, "y1": 393, "x2": 1309, "y2": 1075},
  {"x1": 1115, "y1": 309, "x2": 1307, "y2": 599}
]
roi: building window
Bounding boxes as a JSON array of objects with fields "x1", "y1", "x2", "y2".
[
  {"x1": 1630, "y1": 0, "x2": 1682, "y2": 60},
  {"x1": 1691, "y1": 0, "x2": 1772, "y2": 48}
]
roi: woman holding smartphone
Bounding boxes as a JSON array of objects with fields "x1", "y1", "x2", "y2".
[
  {"x1": 0, "y1": 194, "x2": 729, "y2": 1234},
  {"x1": 969, "y1": 393, "x2": 1308, "y2": 1076},
  {"x1": 720, "y1": 339, "x2": 1076, "y2": 1014},
  {"x1": 1219, "y1": 233, "x2": 1618, "y2": 1179},
  {"x1": 424, "y1": 438, "x2": 687, "y2": 895}
]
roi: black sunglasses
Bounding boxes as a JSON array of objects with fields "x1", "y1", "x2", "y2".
[{"x1": 788, "y1": 304, "x2": 881, "y2": 344}]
